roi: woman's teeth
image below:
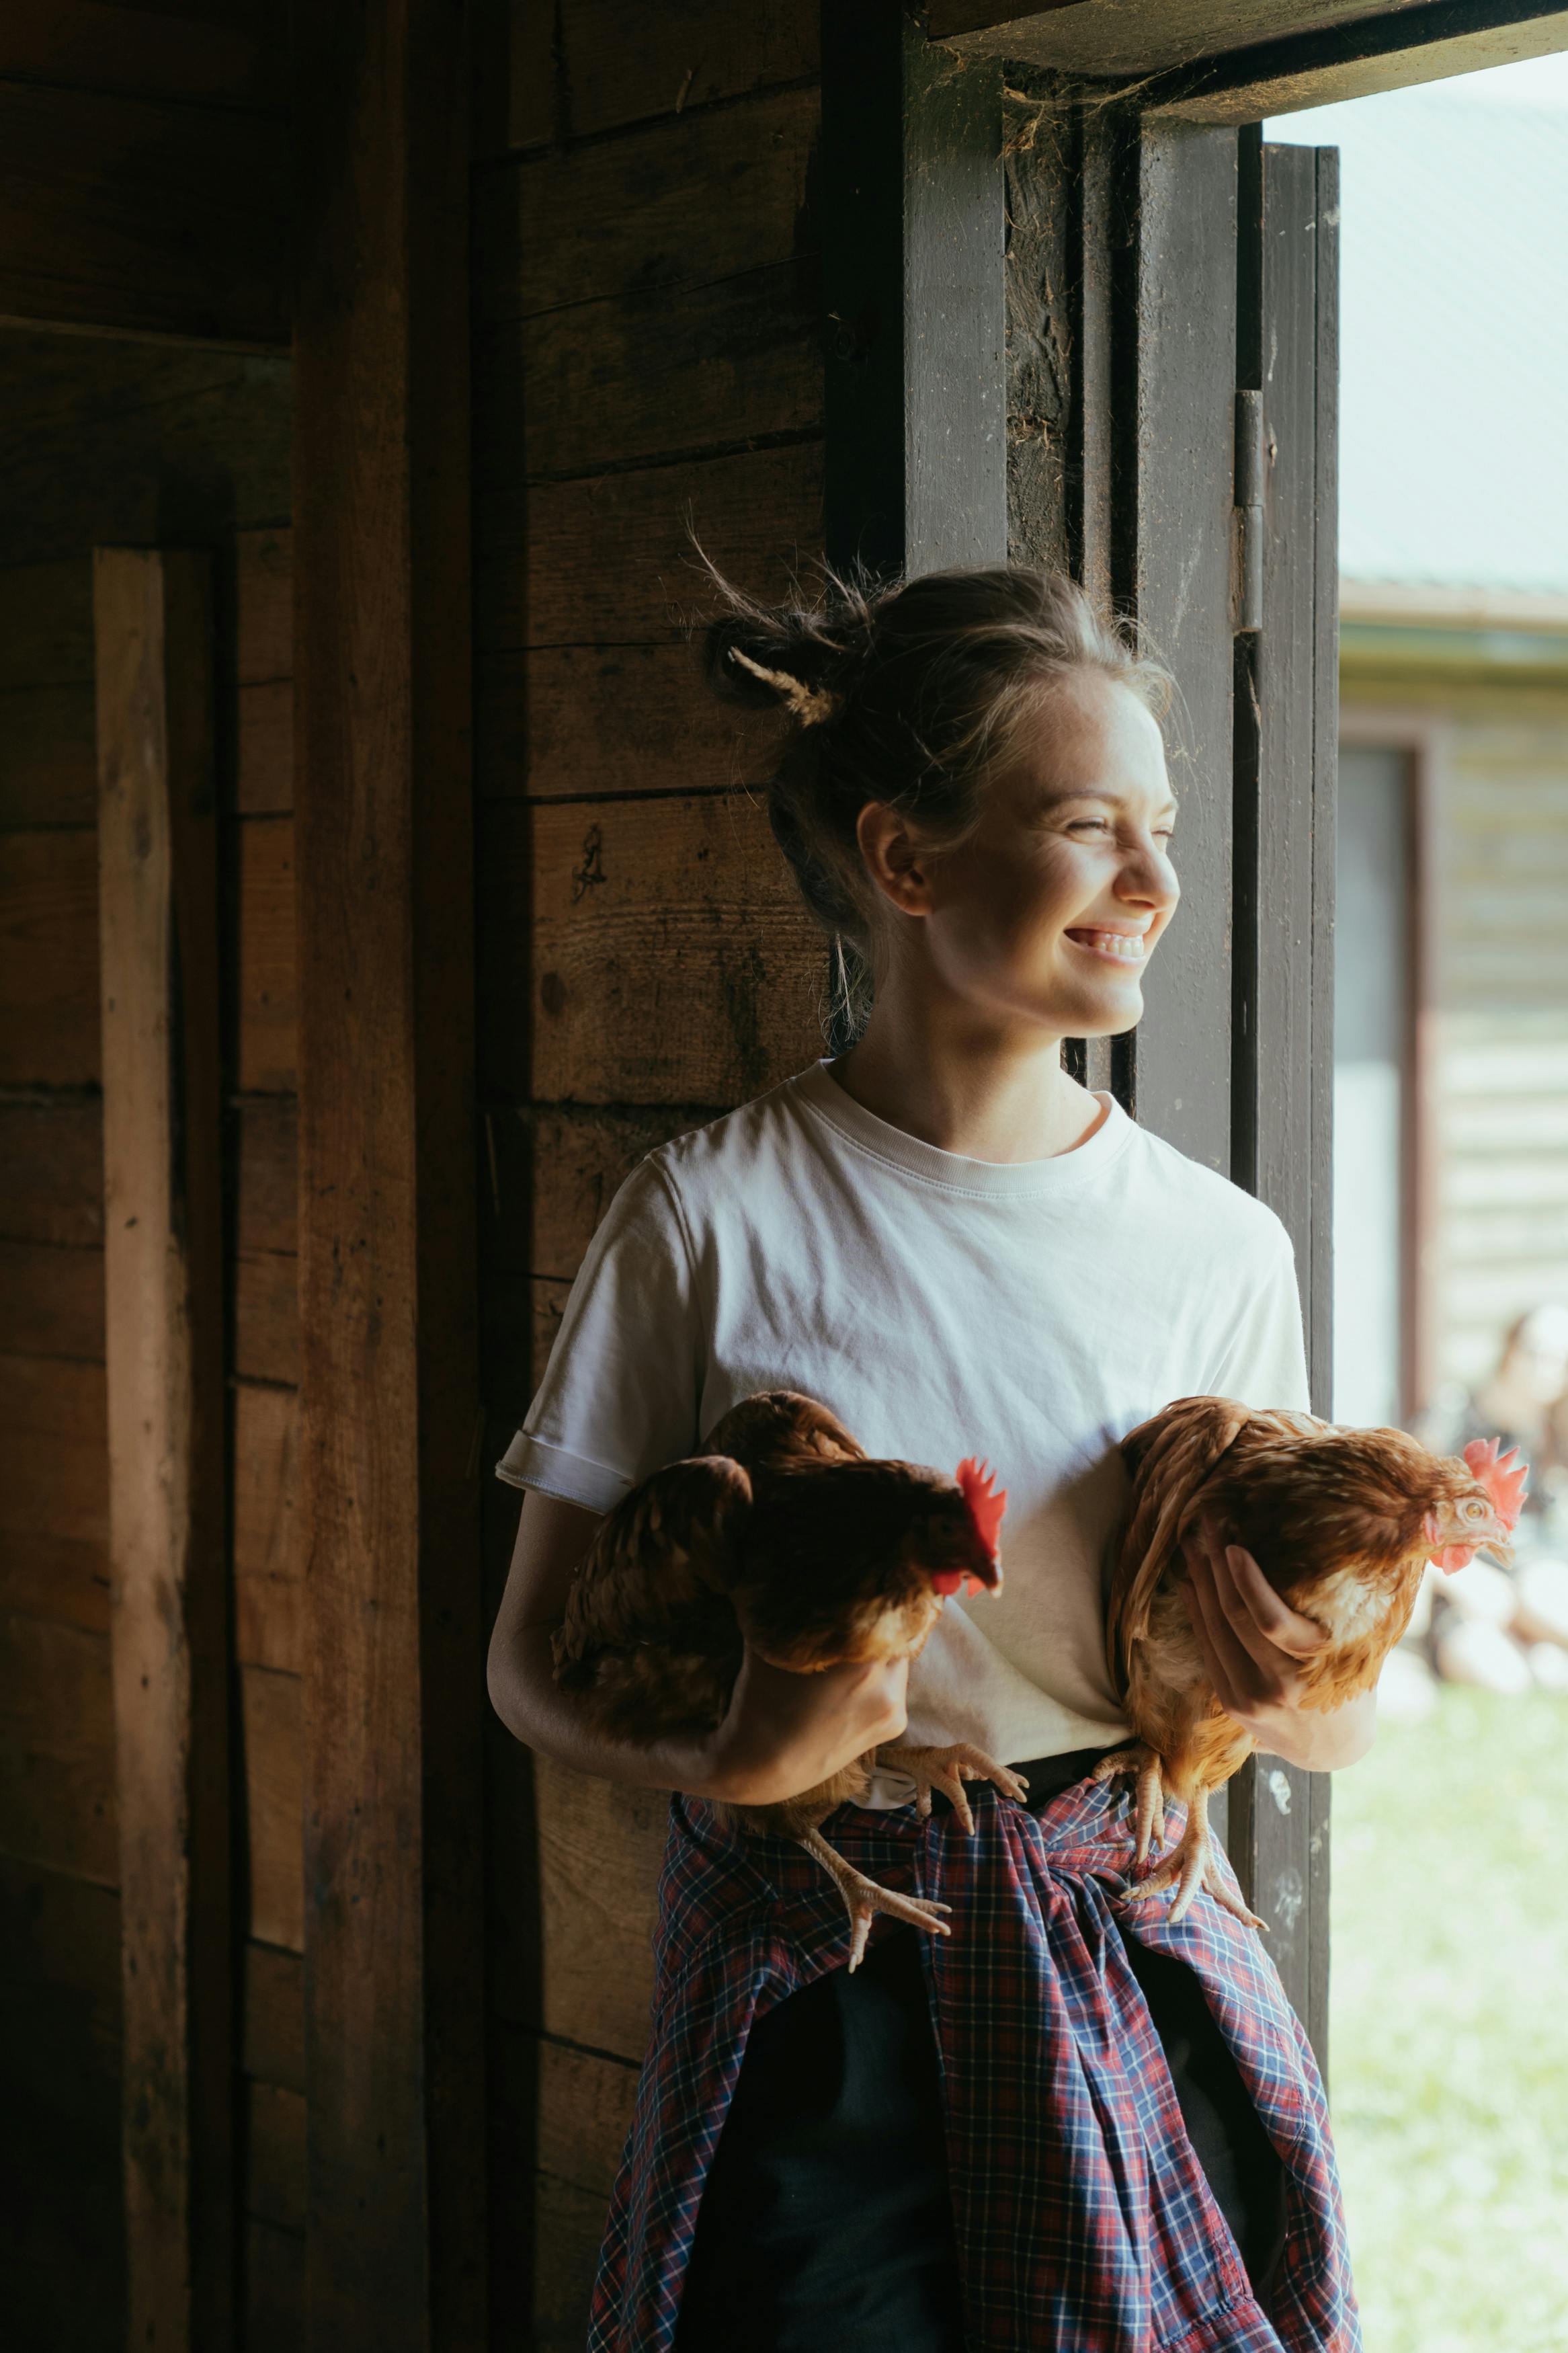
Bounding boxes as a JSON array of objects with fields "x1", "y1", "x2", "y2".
[{"x1": 1067, "y1": 929, "x2": 1146, "y2": 962}]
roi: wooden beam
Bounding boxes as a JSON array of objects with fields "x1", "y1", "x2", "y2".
[
  {"x1": 927, "y1": 0, "x2": 1568, "y2": 119},
  {"x1": 290, "y1": 4, "x2": 484, "y2": 2346},
  {"x1": 0, "y1": 77, "x2": 288, "y2": 346},
  {"x1": 821, "y1": 0, "x2": 1007, "y2": 577},
  {"x1": 94, "y1": 546, "x2": 231, "y2": 2350},
  {"x1": 1139, "y1": 0, "x2": 1568, "y2": 121},
  {"x1": 1225, "y1": 135, "x2": 1339, "y2": 2061},
  {"x1": 1116, "y1": 120, "x2": 1241, "y2": 1167}
]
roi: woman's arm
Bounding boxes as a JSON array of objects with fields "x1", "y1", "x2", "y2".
[
  {"x1": 1178, "y1": 1519, "x2": 1379, "y2": 1773},
  {"x1": 486, "y1": 1488, "x2": 911, "y2": 1804}
]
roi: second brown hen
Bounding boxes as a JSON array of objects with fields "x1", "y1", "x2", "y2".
[
  {"x1": 552, "y1": 1390, "x2": 1025, "y2": 1966},
  {"x1": 1097, "y1": 1397, "x2": 1527, "y2": 1926}
]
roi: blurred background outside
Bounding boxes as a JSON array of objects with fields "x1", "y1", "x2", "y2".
[{"x1": 1272, "y1": 59, "x2": 1568, "y2": 2350}]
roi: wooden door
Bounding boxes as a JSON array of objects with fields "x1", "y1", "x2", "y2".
[{"x1": 822, "y1": 35, "x2": 1340, "y2": 2049}]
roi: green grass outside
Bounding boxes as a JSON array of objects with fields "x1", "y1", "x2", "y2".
[{"x1": 1329, "y1": 1685, "x2": 1568, "y2": 2352}]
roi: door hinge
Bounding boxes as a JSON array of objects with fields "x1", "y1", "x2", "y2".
[{"x1": 1233, "y1": 388, "x2": 1264, "y2": 635}]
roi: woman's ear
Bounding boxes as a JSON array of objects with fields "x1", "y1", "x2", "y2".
[{"x1": 856, "y1": 801, "x2": 935, "y2": 918}]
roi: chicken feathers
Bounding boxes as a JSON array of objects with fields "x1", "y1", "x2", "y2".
[
  {"x1": 1098, "y1": 1396, "x2": 1526, "y2": 1927},
  {"x1": 552, "y1": 1390, "x2": 1023, "y2": 1968}
]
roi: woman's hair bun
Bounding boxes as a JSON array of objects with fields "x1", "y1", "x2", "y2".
[{"x1": 702, "y1": 609, "x2": 846, "y2": 725}]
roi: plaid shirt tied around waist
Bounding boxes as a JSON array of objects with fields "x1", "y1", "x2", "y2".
[{"x1": 587, "y1": 1771, "x2": 1360, "y2": 2353}]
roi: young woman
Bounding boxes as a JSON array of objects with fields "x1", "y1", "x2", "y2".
[{"x1": 487, "y1": 567, "x2": 1371, "y2": 2353}]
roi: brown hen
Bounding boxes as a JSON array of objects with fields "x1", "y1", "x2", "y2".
[
  {"x1": 552, "y1": 1390, "x2": 1025, "y2": 1966},
  {"x1": 1097, "y1": 1398, "x2": 1527, "y2": 1927}
]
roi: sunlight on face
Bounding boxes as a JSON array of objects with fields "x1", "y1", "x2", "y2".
[{"x1": 923, "y1": 672, "x2": 1180, "y2": 1037}]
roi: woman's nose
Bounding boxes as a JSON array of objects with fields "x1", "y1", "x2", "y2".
[{"x1": 1117, "y1": 843, "x2": 1180, "y2": 913}]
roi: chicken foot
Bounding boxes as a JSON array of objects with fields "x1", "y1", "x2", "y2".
[
  {"x1": 794, "y1": 1825, "x2": 954, "y2": 1973},
  {"x1": 1118, "y1": 1784, "x2": 1266, "y2": 1931},
  {"x1": 1091, "y1": 1743, "x2": 1167, "y2": 1866},
  {"x1": 1094, "y1": 1745, "x2": 1264, "y2": 1930},
  {"x1": 878, "y1": 1741, "x2": 1032, "y2": 1833}
]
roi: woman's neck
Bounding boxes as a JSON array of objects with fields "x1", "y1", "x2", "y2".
[{"x1": 828, "y1": 997, "x2": 1108, "y2": 1165}]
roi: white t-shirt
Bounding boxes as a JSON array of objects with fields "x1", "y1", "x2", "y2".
[{"x1": 497, "y1": 1059, "x2": 1310, "y2": 1806}]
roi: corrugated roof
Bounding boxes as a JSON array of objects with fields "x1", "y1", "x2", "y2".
[{"x1": 1270, "y1": 78, "x2": 1568, "y2": 594}]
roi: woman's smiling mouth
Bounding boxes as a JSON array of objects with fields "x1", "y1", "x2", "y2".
[{"x1": 1064, "y1": 927, "x2": 1149, "y2": 963}]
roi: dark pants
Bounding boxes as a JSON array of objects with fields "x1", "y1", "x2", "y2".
[{"x1": 675, "y1": 1749, "x2": 1288, "y2": 2353}]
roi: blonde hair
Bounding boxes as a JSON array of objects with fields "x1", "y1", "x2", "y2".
[{"x1": 701, "y1": 561, "x2": 1171, "y2": 1043}]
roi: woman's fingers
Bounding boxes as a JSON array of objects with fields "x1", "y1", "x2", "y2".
[
  {"x1": 1216, "y1": 1538, "x2": 1329, "y2": 1659},
  {"x1": 1181, "y1": 1552, "x2": 1263, "y2": 1712}
]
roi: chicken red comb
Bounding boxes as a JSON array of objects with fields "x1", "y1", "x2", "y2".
[
  {"x1": 1462, "y1": 1436, "x2": 1528, "y2": 1531},
  {"x1": 956, "y1": 1457, "x2": 1007, "y2": 1561}
]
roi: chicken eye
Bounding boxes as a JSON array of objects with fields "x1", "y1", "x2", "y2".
[{"x1": 1462, "y1": 1498, "x2": 1487, "y2": 1520}]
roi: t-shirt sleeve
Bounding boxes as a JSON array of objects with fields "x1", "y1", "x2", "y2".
[
  {"x1": 494, "y1": 1156, "x2": 704, "y2": 1513},
  {"x1": 1206, "y1": 1217, "x2": 1312, "y2": 1414}
]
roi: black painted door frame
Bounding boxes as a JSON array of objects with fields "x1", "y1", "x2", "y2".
[{"x1": 820, "y1": 2, "x2": 1339, "y2": 2054}]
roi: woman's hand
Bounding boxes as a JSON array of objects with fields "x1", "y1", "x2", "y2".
[
  {"x1": 703, "y1": 1644, "x2": 910, "y2": 1807},
  {"x1": 1180, "y1": 1517, "x2": 1376, "y2": 1773}
]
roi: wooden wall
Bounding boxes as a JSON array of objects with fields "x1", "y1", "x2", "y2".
[
  {"x1": 1342, "y1": 669, "x2": 1568, "y2": 1396},
  {"x1": 0, "y1": 327, "x2": 294, "y2": 2350},
  {"x1": 470, "y1": 4, "x2": 825, "y2": 2341}
]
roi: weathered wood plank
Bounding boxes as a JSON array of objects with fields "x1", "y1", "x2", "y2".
[
  {"x1": 0, "y1": 1611, "x2": 116, "y2": 1884},
  {"x1": 243, "y1": 2216, "x2": 304, "y2": 2352},
  {"x1": 1123, "y1": 122, "x2": 1239, "y2": 1167},
  {"x1": 0, "y1": 680, "x2": 97, "y2": 825},
  {"x1": 0, "y1": 557, "x2": 91, "y2": 688},
  {"x1": 483, "y1": 1101, "x2": 712, "y2": 1279},
  {"x1": 235, "y1": 814, "x2": 296, "y2": 1094},
  {"x1": 95, "y1": 544, "x2": 231, "y2": 2348},
  {"x1": 488, "y1": 2022, "x2": 638, "y2": 2352},
  {"x1": 0, "y1": 340, "x2": 291, "y2": 574},
  {"x1": 0, "y1": 77, "x2": 288, "y2": 345},
  {"x1": 0, "y1": 1849, "x2": 120, "y2": 2047},
  {"x1": 483, "y1": 793, "x2": 822, "y2": 1105},
  {"x1": 0, "y1": 1, "x2": 288, "y2": 112},
  {"x1": 479, "y1": 258, "x2": 819, "y2": 483},
  {"x1": 0, "y1": 1851, "x2": 124, "y2": 2346},
  {"x1": 235, "y1": 1248, "x2": 298, "y2": 1386},
  {"x1": 475, "y1": 440, "x2": 823, "y2": 653},
  {"x1": 235, "y1": 526, "x2": 292, "y2": 684},
  {"x1": 0, "y1": 1351, "x2": 109, "y2": 1632},
  {"x1": 529, "y1": 2170, "x2": 618, "y2": 2353},
  {"x1": 243, "y1": 2078, "x2": 306, "y2": 2233},
  {"x1": 239, "y1": 1663, "x2": 302, "y2": 1954},
  {"x1": 476, "y1": 640, "x2": 776, "y2": 801},
  {"x1": 930, "y1": 0, "x2": 1568, "y2": 106},
  {"x1": 237, "y1": 678, "x2": 293, "y2": 815},
  {"x1": 473, "y1": 83, "x2": 817, "y2": 323},
  {"x1": 470, "y1": 0, "x2": 553, "y2": 159},
  {"x1": 241, "y1": 1940, "x2": 304, "y2": 2098},
  {"x1": 561, "y1": 0, "x2": 817, "y2": 139},
  {"x1": 0, "y1": 1099, "x2": 101, "y2": 1245},
  {"x1": 821, "y1": 3, "x2": 1006, "y2": 576},
  {"x1": 536, "y1": 2036, "x2": 638, "y2": 2194},
  {"x1": 0, "y1": 1236, "x2": 104, "y2": 1361},
  {"x1": 237, "y1": 1094, "x2": 298, "y2": 1254},
  {"x1": 233, "y1": 1381, "x2": 300, "y2": 1676},
  {"x1": 292, "y1": 4, "x2": 484, "y2": 2340},
  {"x1": 0, "y1": 826, "x2": 99, "y2": 1087},
  {"x1": 489, "y1": 1751, "x2": 664, "y2": 2057}
]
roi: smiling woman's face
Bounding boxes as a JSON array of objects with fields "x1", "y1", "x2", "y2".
[{"x1": 917, "y1": 670, "x2": 1180, "y2": 1037}]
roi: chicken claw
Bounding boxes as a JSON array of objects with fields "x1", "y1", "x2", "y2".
[
  {"x1": 1091, "y1": 1743, "x2": 1167, "y2": 1866},
  {"x1": 1116, "y1": 1787, "x2": 1265, "y2": 1932},
  {"x1": 795, "y1": 1827, "x2": 954, "y2": 1972},
  {"x1": 878, "y1": 1741, "x2": 1031, "y2": 1835}
]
